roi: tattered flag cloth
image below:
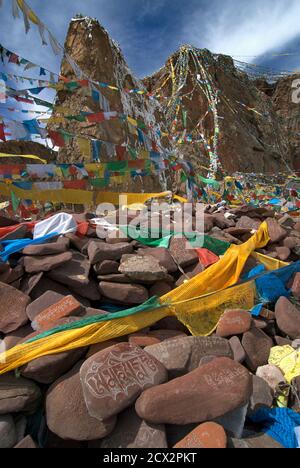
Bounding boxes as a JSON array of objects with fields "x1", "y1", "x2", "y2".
[
  {"x1": 250, "y1": 408, "x2": 300, "y2": 449},
  {"x1": 0, "y1": 122, "x2": 6, "y2": 142}
]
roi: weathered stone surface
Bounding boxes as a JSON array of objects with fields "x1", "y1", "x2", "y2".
[
  {"x1": 0, "y1": 282, "x2": 30, "y2": 333},
  {"x1": 135, "y1": 358, "x2": 252, "y2": 425},
  {"x1": 291, "y1": 273, "x2": 300, "y2": 299},
  {"x1": 119, "y1": 255, "x2": 169, "y2": 282},
  {"x1": 169, "y1": 237, "x2": 198, "y2": 268},
  {"x1": 32, "y1": 295, "x2": 83, "y2": 331},
  {"x1": 256, "y1": 365, "x2": 286, "y2": 391},
  {"x1": 275, "y1": 246, "x2": 291, "y2": 261},
  {"x1": 3, "y1": 324, "x2": 32, "y2": 351},
  {"x1": 229, "y1": 336, "x2": 246, "y2": 363},
  {"x1": 245, "y1": 433, "x2": 284, "y2": 449},
  {"x1": 46, "y1": 362, "x2": 116, "y2": 441},
  {"x1": 93, "y1": 260, "x2": 119, "y2": 275},
  {"x1": 174, "y1": 422, "x2": 227, "y2": 449},
  {"x1": 149, "y1": 282, "x2": 173, "y2": 297},
  {"x1": 145, "y1": 336, "x2": 233, "y2": 378},
  {"x1": 99, "y1": 281, "x2": 148, "y2": 305},
  {"x1": 129, "y1": 330, "x2": 186, "y2": 348},
  {"x1": 88, "y1": 241, "x2": 133, "y2": 265},
  {"x1": 136, "y1": 247, "x2": 178, "y2": 273},
  {"x1": 274, "y1": 335, "x2": 292, "y2": 346},
  {"x1": 80, "y1": 343, "x2": 167, "y2": 421},
  {"x1": 0, "y1": 415, "x2": 17, "y2": 448},
  {"x1": 242, "y1": 328, "x2": 273, "y2": 372},
  {"x1": 248, "y1": 376, "x2": 274, "y2": 414},
  {"x1": 213, "y1": 404, "x2": 248, "y2": 439},
  {"x1": 216, "y1": 310, "x2": 252, "y2": 337},
  {"x1": 14, "y1": 435, "x2": 38, "y2": 448},
  {"x1": 48, "y1": 252, "x2": 91, "y2": 290},
  {"x1": 0, "y1": 374, "x2": 41, "y2": 414},
  {"x1": 91, "y1": 407, "x2": 168, "y2": 448},
  {"x1": 266, "y1": 218, "x2": 287, "y2": 243},
  {"x1": 23, "y1": 237, "x2": 69, "y2": 256},
  {"x1": 21, "y1": 346, "x2": 87, "y2": 384},
  {"x1": 26, "y1": 291, "x2": 64, "y2": 321},
  {"x1": 236, "y1": 216, "x2": 261, "y2": 230},
  {"x1": 24, "y1": 251, "x2": 72, "y2": 274},
  {"x1": 97, "y1": 273, "x2": 131, "y2": 283},
  {"x1": 175, "y1": 263, "x2": 204, "y2": 287},
  {"x1": 275, "y1": 296, "x2": 300, "y2": 339}
]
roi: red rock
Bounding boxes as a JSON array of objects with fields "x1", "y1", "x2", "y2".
[
  {"x1": 212, "y1": 213, "x2": 235, "y2": 229},
  {"x1": 93, "y1": 407, "x2": 168, "y2": 449},
  {"x1": 283, "y1": 237, "x2": 298, "y2": 249},
  {"x1": 275, "y1": 246, "x2": 291, "y2": 261},
  {"x1": 174, "y1": 422, "x2": 227, "y2": 449},
  {"x1": 229, "y1": 336, "x2": 246, "y2": 363},
  {"x1": 119, "y1": 255, "x2": 169, "y2": 282},
  {"x1": 169, "y1": 237, "x2": 199, "y2": 268},
  {"x1": 47, "y1": 252, "x2": 92, "y2": 289},
  {"x1": 0, "y1": 374, "x2": 41, "y2": 414},
  {"x1": 175, "y1": 262, "x2": 204, "y2": 287},
  {"x1": 216, "y1": 310, "x2": 252, "y2": 337},
  {"x1": 32, "y1": 295, "x2": 83, "y2": 331},
  {"x1": 129, "y1": 330, "x2": 186, "y2": 347},
  {"x1": 275, "y1": 296, "x2": 300, "y2": 339},
  {"x1": 291, "y1": 273, "x2": 300, "y2": 299},
  {"x1": 86, "y1": 341, "x2": 123, "y2": 358},
  {"x1": 149, "y1": 282, "x2": 173, "y2": 297},
  {"x1": 46, "y1": 362, "x2": 116, "y2": 441},
  {"x1": 136, "y1": 247, "x2": 178, "y2": 273},
  {"x1": 3, "y1": 325, "x2": 33, "y2": 350},
  {"x1": 93, "y1": 260, "x2": 119, "y2": 275},
  {"x1": 99, "y1": 281, "x2": 148, "y2": 305},
  {"x1": 80, "y1": 343, "x2": 168, "y2": 421},
  {"x1": 135, "y1": 357, "x2": 252, "y2": 425},
  {"x1": 249, "y1": 376, "x2": 274, "y2": 414},
  {"x1": 294, "y1": 222, "x2": 300, "y2": 232},
  {"x1": 0, "y1": 282, "x2": 30, "y2": 333},
  {"x1": 21, "y1": 346, "x2": 87, "y2": 384},
  {"x1": 26, "y1": 291, "x2": 65, "y2": 321},
  {"x1": 88, "y1": 241, "x2": 133, "y2": 265},
  {"x1": 274, "y1": 335, "x2": 292, "y2": 346},
  {"x1": 145, "y1": 336, "x2": 233, "y2": 378},
  {"x1": 22, "y1": 237, "x2": 69, "y2": 256},
  {"x1": 242, "y1": 328, "x2": 273, "y2": 372},
  {"x1": 23, "y1": 251, "x2": 72, "y2": 274},
  {"x1": 236, "y1": 216, "x2": 261, "y2": 230},
  {"x1": 266, "y1": 218, "x2": 287, "y2": 243},
  {"x1": 14, "y1": 435, "x2": 37, "y2": 448}
]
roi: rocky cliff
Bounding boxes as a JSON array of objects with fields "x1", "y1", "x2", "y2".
[
  {"x1": 48, "y1": 15, "x2": 170, "y2": 193},
  {"x1": 48, "y1": 16, "x2": 298, "y2": 195},
  {"x1": 144, "y1": 46, "x2": 294, "y2": 177}
]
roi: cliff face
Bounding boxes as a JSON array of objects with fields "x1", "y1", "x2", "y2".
[
  {"x1": 271, "y1": 74, "x2": 300, "y2": 171},
  {"x1": 143, "y1": 46, "x2": 293, "y2": 176},
  {"x1": 48, "y1": 16, "x2": 170, "y2": 193},
  {"x1": 48, "y1": 16, "x2": 298, "y2": 196}
]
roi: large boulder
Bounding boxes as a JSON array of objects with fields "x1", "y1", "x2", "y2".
[
  {"x1": 80, "y1": 343, "x2": 168, "y2": 421},
  {"x1": 275, "y1": 297, "x2": 300, "y2": 339},
  {"x1": 0, "y1": 374, "x2": 41, "y2": 414},
  {"x1": 0, "y1": 282, "x2": 30, "y2": 333},
  {"x1": 135, "y1": 357, "x2": 252, "y2": 425},
  {"x1": 46, "y1": 362, "x2": 116, "y2": 441},
  {"x1": 145, "y1": 336, "x2": 233, "y2": 378}
]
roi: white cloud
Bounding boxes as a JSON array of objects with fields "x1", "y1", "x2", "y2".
[{"x1": 184, "y1": 0, "x2": 300, "y2": 60}]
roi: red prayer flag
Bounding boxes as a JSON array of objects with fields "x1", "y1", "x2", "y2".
[
  {"x1": 48, "y1": 130, "x2": 66, "y2": 147},
  {"x1": 0, "y1": 123, "x2": 6, "y2": 142},
  {"x1": 86, "y1": 112, "x2": 105, "y2": 123}
]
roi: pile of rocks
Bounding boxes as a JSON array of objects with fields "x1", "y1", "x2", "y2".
[{"x1": 0, "y1": 203, "x2": 300, "y2": 448}]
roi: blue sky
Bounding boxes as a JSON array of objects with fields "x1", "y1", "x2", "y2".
[{"x1": 0, "y1": 0, "x2": 300, "y2": 79}]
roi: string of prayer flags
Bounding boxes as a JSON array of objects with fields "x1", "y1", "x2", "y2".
[{"x1": 91, "y1": 140, "x2": 102, "y2": 162}]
